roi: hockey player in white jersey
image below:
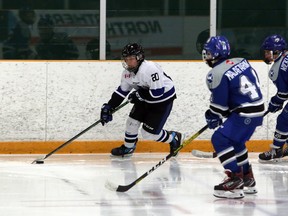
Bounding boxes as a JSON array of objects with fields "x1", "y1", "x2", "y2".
[
  {"x1": 100, "y1": 43, "x2": 184, "y2": 157},
  {"x1": 258, "y1": 34, "x2": 288, "y2": 162},
  {"x1": 202, "y1": 36, "x2": 265, "y2": 199}
]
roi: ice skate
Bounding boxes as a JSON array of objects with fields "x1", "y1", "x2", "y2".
[
  {"x1": 168, "y1": 131, "x2": 185, "y2": 157},
  {"x1": 213, "y1": 170, "x2": 244, "y2": 199},
  {"x1": 258, "y1": 144, "x2": 283, "y2": 163},
  {"x1": 243, "y1": 165, "x2": 257, "y2": 194},
  {"x1": 111, "y1": 144, "x2": 136, "y2": 157}
]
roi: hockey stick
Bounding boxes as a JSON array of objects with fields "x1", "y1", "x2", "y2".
[
  {"x1": 31, "y1": 100, "x2": 130, "y2": 164},
  {"x1": 105, "y1": 124, "x2": 208, "y2": 192},
  {"x1": 191, "y1": 150, "x2": 217, "y2": 158},
  {"x1": 191, "y1": 110, "x2": 270, "y2": 159}
]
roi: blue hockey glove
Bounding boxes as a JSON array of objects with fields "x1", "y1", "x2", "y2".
[
  {"x1": 268, "y1": 96, "x2": 284, "y2": 113},
  {"x1": 128, "y1": 91, "x2": 145, "y2": 104},
  {"x1": 100, "y1": 103, "x2": 113, "y2": 126},
  {"x1": 205, "y1": 109, "x2": 223, "y2": 129}
]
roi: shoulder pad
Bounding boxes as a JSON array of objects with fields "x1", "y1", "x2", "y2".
[
  {"x1": 140, "y1": 61, "x2": 162, "y2": 74},
  {"x1": 206, "y1": 58, "x2": 248, "y2": 89},
  {"x1": 269, "y1": 55, "x2": 286, "y2": 81},
  {"x1": 206, "y1": 70, "x2": 223, "y2": 90},
  {"x1": 206, "y1": 63, "x2": 226, "y2": 90}
]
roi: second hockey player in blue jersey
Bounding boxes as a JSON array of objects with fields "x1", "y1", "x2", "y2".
[
  {"x1": 258, "y1": 34, "x2": 288, "y2": 162},
  {"x1": 202, "y1": 36, "x2": 265, "y2": 199}
]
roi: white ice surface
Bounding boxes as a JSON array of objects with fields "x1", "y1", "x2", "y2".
[{"x1": 0, "y1": 153, "x2": 287, "y2": 216}]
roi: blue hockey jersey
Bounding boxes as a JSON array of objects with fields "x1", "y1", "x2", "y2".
[
  {"x1": 268, "y1": 52, "x2": 288, "y2": 102},
  {"x1": 206, "y1": 58, "x2": 265, "y2": 118}
]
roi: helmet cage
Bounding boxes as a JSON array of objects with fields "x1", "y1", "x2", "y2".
[
  {"x1": 121, "y1": 43, "x2": 144, "y2": 72},
  {"x1": 121, "y1": 55, "x2": 143, "y2": 73},
  {"x1": 263, "y1": 50, "x2": 283, "y2": 64},
  {"x1": 202, "y1": 49, "x2": 217, "y2": 67}
]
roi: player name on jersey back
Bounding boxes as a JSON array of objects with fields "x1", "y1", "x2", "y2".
[{"x1": 225, "y1": 59, "x2": 250, "y2": 81}]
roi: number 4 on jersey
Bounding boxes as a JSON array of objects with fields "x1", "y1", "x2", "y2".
[{"x1": 239, "y1": 75, "x2": 260, "y2": 100}]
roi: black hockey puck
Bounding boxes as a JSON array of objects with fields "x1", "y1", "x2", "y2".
[{"x1": 36, "y1": 160, "x2": 44, "y2": 164}]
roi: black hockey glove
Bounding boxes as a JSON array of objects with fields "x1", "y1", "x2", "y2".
[
  {"x1": 205, "y1": 109, "x2": 223, "y2": 129},
  {"x1": 128, "y1": 91, "x2": 145, "y2": 104},
  {"x1": 268, "y1": 96, "x2": 284, "y2": 113},
  {"x1": 100, "y1": 103, "x2": 113, "y2": 126}
]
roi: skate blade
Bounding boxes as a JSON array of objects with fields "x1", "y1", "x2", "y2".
[
  {"x1": 213, "y1": 189, "x2": 244, "y2": 199},
  {"x1": 110, "y1": 153, "x2": 134, "y2": 158},
  {"x1": 258, "y1": 158, "x2": 282, "y2": 164},
  {"x1": 244, "y1": 187, "x2": 258, "y2": 194}
]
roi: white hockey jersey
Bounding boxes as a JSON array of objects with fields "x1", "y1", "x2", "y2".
[{"x1": 114, "y1": 60, "x2": 176, "y2": 104}]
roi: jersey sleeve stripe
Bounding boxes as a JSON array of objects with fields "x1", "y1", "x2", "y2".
[
  {"x1": 277, "y1": 92, "x2": 288, "y2": 100},
  {"x1": 150, "y1": 87, "x2": 165, "y2": 98},
  {"x1": 115, "y1": 86, "x2": 129, "y2": 98},
  {"x1": 144, "y1": 87, "x2": 176, "y2": 103}
]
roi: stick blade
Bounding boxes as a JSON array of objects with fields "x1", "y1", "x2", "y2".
[
  {"x1": 31, "y1": 160, "x2": 37, "y2": 164},
  {"x1": 105, "y1": 180, "x2": 134, "y2": 192},
  {"x1": 105, "y1": 180, "x2": 119, "y2": 192},
  {"x1": 115, "y1": 184, "x2": 133, "y2": 193},
  {"x1": 31, "y1": 156, "x2": 46, "y2": 164},
  {"x1": 191, "y1": 150, "x2": 215, "y2": 158}
]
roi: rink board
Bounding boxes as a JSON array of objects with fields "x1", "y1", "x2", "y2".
[{"x1": 0, "y1": 140, "x2": 272, "y2": 154}]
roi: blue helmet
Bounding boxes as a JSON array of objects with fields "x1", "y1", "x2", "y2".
[
  {"x1": 261, "y1": 35, "x2": 286, "y2": 64},
  {"x1": 202, "y1": 36, "x2": 230, "y2": 67},
  {"x1": 261, "y1": 34, "x2": 287, "y2": 51}
]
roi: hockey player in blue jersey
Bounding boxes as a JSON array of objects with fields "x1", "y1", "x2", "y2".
[
  {"x1": 100, "y1": 43, "x2": 184, "y2": 157},
  {"x1": 258, "y1": 34, "x2": 288, "y2": 162},
  {"x1": 202, "y1": 36, "x2": 265, "y2": 199}
]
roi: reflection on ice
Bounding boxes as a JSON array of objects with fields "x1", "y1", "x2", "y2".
[{"x1": 0, "y1": 153, "x2": 287, "y2": 216}]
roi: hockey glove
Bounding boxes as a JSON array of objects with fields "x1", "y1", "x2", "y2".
[
  {"x1": 100, "y1": 103, "x2": 113, "y2": 126},
  {"x1": 268, "y1": 96, "x2": 284, "y2": 113},
  {"x1": 205, "y1": 109, "x2": 223, "y2": 129},
  {"x1": 128, "y1": 91, "x2": 145, "y2": 104}
]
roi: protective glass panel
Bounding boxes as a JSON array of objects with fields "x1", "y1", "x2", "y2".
[
  {"x1": 217, "y1": 0, "x2": 287, "y2": 60},
  {"x1": 106, "y1": 0, "x2": 210, "y2": 60},
  {"x1": 0, "y1": 0, "x2": 210, "y2": 60},
  {"x1": 0, "y1": 0, "x2": 100, "y2": 60}
]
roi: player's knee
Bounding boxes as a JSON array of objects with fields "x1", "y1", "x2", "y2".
[
  {"x1": 141, "y1": 128, "x2": 159, "y2": 140},
  {"x1": 125, "y1": 117, "x2": 141, "y2": 134},
  {"x1": 211, "y1": 131, "x2": 230, "y2": 152},
  {"x1": 277, "y1": 110, "x2": 288, "y2": 126}
]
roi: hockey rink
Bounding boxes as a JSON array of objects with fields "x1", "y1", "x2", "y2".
[{"x1": 0, "y1": 153, "x2": 287, "y2": 216}]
